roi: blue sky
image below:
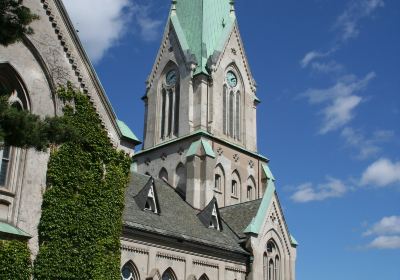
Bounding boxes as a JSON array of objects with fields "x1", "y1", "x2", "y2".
[{"x1": 64, "y1": 0, "x2": 400, "y2": 279}]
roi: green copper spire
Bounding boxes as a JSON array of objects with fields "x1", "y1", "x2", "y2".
[{"x1": 170, "y1": 0, "x2": 236, "y2": 75}]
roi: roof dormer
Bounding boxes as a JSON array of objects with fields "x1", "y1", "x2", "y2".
[
  {"x1": 134, "y1": 177, "x2": 160, "y2": 214},
  {"x1": 197, "y1": 197, "x2": 222, "y2": 231}
]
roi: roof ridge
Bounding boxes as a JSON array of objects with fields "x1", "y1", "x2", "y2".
[{"x1": 220, "y1": 198, "x2": 262, "y2": 210}]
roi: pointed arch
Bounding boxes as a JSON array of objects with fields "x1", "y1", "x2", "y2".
[
  {"x1": 159, "y1": 168, "x2": 168, "y2": 182},
  {"x1": 0, "y1": 63, "x2": 30, "y2": 190},
  {"x1": 175, "y1": 162, "x2": 186, "y2": 197},
  {"x1": 214, "y1": 163, "x2": 225, "y2": 206},
  {"x1": 246, "y1": 175, "x2": 256, "y2": 201},
  {"x1": 264, "y1": 238, "x2": 281, "y2": 280},
  {"x1": 161, "y1": 267, "x2": 177, "y2": 280},
  {"x1": 199, "y1": 274, "x2": 209, "y2": 280},
  {"x1": 121, "y1": 261, "x2": 140, "y2": 280},
  {"x1": 159, "y1": 61, "x2": 180, "y2": 140},
  {"x1": 231, "y1": 170, "x2": 241, "y2": 198}
]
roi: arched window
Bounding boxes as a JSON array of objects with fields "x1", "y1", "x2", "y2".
[
  {"x1": 223, "y1": 68, "x2": 241, "y2": 141},
  {"x1": 231, "y1": 170, "x2": 241, "y2": 198},
  {"x1": 214, "y1": 164, "x2": 225, "y2": 206},
  {"x1": 0, "y1": 64, "x2": 30, "y2": 192},
  {"x1": 264, "y1": 239, "x2": 281, "y2": 280},
  {"x1": 161, "y1": 268, "x2": 177, "y2": 280},
  {"x1": 159, "y1": 168, "x2": 168, "y2": 182},
  {"x1": 175, "y1": 163, "x2": 186, "y2": 197},
  {"x1": 121, "y1": 261, "x2": 140, "y2": 280},
  {"x1": 160, "y1": 66, "x2": 180, "y2": 140},
  {"x1": 246, "y1": 176, "x2": 256, "y2": 201}
]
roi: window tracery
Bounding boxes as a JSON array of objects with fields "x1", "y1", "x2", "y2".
[
  {"x1": 264, "y1": 239, "x2": 281, "y2": 280},
  {"x1": 121, "y1": 261, "x2": 140, "y2": 280}
]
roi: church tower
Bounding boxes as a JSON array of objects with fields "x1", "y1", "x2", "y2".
[{"x1": 133, "y1": 0, "x2": 269, "y2": 210}]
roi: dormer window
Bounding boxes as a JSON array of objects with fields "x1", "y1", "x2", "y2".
[
  {"x1": 197, "y1": 197, "x2": 222, "y2": 231},
  {"x1": 144, "y1": 184, "x2": 158, "y2": 213},
  {"x1": 209, "y1": 204, "x2": 220, "y2": 230},
  {"x1": 134, "y1": 177, "x2": 160, "y2": 215}
]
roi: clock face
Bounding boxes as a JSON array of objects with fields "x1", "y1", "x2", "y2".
[
  {"x1": 166, "y1": 70, "x2": 177, "y2": 86},
  {"x1": 226, "y1": 71, "x2": 237, "y2": 87}
]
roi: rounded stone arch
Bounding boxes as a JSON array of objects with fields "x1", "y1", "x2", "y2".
[
  {"x1": 161, "y1": 267, "x2": 177, "y2": 280},
  {"x1": 231, "y1": 169, "x2": 241, "y2": 198},
  {"x1": 121, "y1": 260, "x2": 140, "y2": 280},
  {"x1": 246, "y1": 175, "x2": 256, "y2": 201},
  {"x1": 175, "y1": 162, "x2": 186, "y2": 197},
  {"x1": 159, "y1": 167, "x2": 168, "y2": 182}
]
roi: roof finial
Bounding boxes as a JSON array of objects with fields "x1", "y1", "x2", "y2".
[
  {"x1": 229, "y1": 0, "x2": 235, "y2": 13},
  {"x1": 172, "y1": 0, "x2": 177, "y2": 11}
]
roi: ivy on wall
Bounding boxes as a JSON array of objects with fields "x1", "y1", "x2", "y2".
[
  {"x1": 0, "y1": 240, "x2": 31, "y2": 280},
  {"x1": 33, "y1": 84, "x2": 131, "y2": 279}
]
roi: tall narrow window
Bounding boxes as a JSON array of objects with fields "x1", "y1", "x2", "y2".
[
  {"x1": 223, "y1": 85, "x2": 227, "y2": 134},
  {"x1": 160, "y1": 67, "x2": 179, "y2": 140},
  {"x1": 247, "y1": 185, "x2": 253, "y2": 200},
  {"x1": 0, "y1": 146, "x2": 10, "y2": 186},
  {"x1": 269, "y1": 259, "x2": 274, "y2": 280},
  {"x1": 275, "y1": 256, "x2": 280, "y2": 280},
  {"x1": 265, "y1": 240, "x2": 281, "y2": 280},
  {"x1": 223, "y1": 69, "x2": 241, "y2": 141},
  {"x1": 174, "y1": 82, "x2": 180, "y2": 135},
  {"x1": 229, "y1": 91, "x2": 234, "y2": 137},
  {"x1": 235, "y1": 91, "x2": 240, "y2": 140},
  {"x1": 215, "y1": 174, "x2": 222, "y2": 191},
  {"x1": 231, "y1": 180, "x2": 237, "y2": 196},
  {"x1": 161, "y1": 89, "x2": 166, "y2": 138}
]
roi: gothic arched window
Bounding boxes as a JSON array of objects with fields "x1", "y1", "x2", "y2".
[
  {"x1": 161, "y1": 268, "x2": 177, "y2": 280},
  {"x1": 231, "y1": 170, "x2": 241, "y2": 198},
  {"x1": 160, "y1": 66, "x2": 180, "y2": 140},
  {"x1": 175, "y1": 163, "x2": 186, "y2": 197},
  {"x1": 223, "y1": 68, "x2": 241, "y2": 141},
  {"x1": 264, "y1": 239, "x2": 281, "y2": 280},
  {"x1": 121, "y1": 261, "x2": 140, "y2": 280},
  {"x1": 0, "y1": 64, "x2": 30, "y2": 193},
  {"x1": 246, "y1": 176, "x2": 256, "y2": 201},
  {"x1": 159, "y1": 168, "x2": 168, "y2": 182}
]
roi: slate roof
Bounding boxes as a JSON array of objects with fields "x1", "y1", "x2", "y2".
[
  {"x1": 220, "y1": 199, "x2": 262, "y2": 239},
  {"x1": 123, "y1": 172, "x2": 248, "y2": 254}
]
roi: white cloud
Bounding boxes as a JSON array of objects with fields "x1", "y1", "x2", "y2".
[
  {"x1": 302, "y1": 72, "x2": 375, "y2": 133},
  {"x1": 364, "y1": 216, "x2": 400, "y2": 236},
  {"x1": 63, "y1": 0, "x2": 163, "y2": 63},
  {"x1": 341, "y1": 128, "x2": 393, "y2": 159},
  {"x1": 291, "y1": 177, "x2": 347, "y2": 203},
  {"x1": 334, "y1": 0, "x2": 385, "y2": 42},
  {"x1": 300, "y1": 51, "x2": 329, "y2": 68},
  {"x1": 133, "y1": 5, "x2": 163, "y2": 42},
  {"x1": 310, "y1": 61, "x2": 344, "y2": 74},
  {"x1": 63, "y1": 0, "x2": 133, "y2": 63},
  {"x1": 367, "y1": 236, "x2": 400, "y2": 249},
  {"x1": 360, "y1": 158, "x2": 400, "y2": 187}
]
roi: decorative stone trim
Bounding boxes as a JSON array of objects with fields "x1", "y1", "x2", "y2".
[
  {"x1": 225, "y1": 266, "x2": 246, "y2": 274},
  {"x1": 121, "y1": 244, "x2": 149, "y2": 255},
  {"x1": 156, "y1": 252, "x2": 185, "y2": 263},
  {"x1": 193, "y1": 259, "x2": 218, "y2": 269}
]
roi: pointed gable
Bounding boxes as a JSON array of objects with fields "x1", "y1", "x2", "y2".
[
  {"x1": 134, "y1": 177, "x2": 160, "y2": 214},
  {"x1": 197, "y1": 197, "x2": 223, "y2": 230}
]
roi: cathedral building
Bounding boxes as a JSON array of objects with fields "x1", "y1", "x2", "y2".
[{"x1": 0, "y1": 0, "x2": 297, "y2": 279}]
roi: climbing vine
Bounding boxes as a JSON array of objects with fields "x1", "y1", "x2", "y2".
[
  {"x1": 33, "y1": 83, "x2": 131, "y2": 279},
  {"x1": 0, "y1": 240, "x2": 31, "y2": 280}
]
